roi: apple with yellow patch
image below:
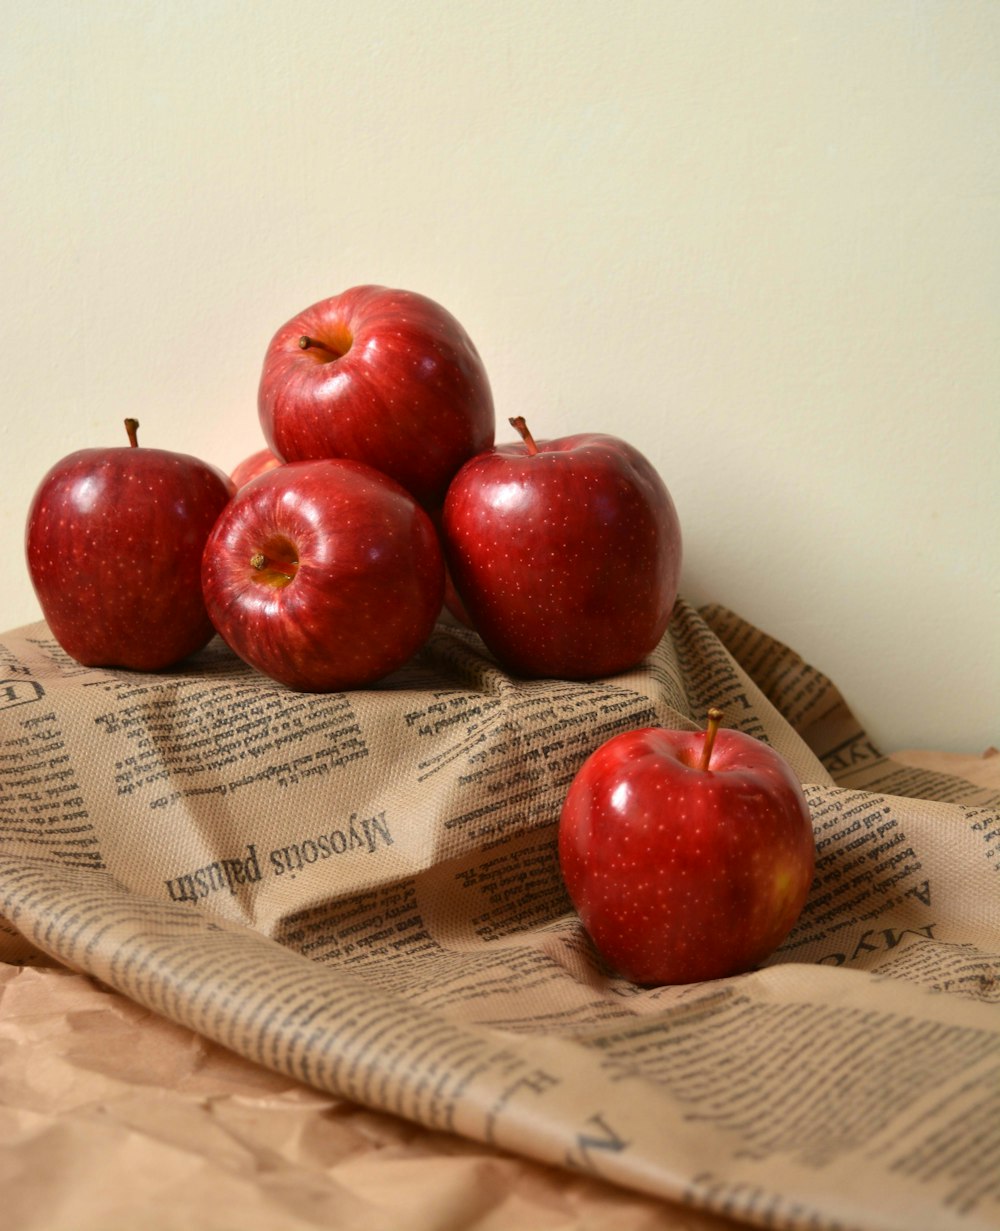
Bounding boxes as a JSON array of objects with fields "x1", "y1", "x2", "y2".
[{"x1": 558, "y1": 709, "x2": 816, "y2": 985}]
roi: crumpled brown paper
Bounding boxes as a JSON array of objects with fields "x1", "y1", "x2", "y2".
[{"x1": 0, "y1": 961, "x2": 736, "y2": 1231}]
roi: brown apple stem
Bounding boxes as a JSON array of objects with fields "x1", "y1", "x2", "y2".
[
  {"x1": 250, "y1": 551, "x2": 296, "y2": 584},
  {"x1": 298, "y1": 335, "x2": 338, "y2": 357},
  {"x1": 124, "y1": 418, "x2": 140, "y2": 448},
  {"x1": 698, "y1": 707, "x2": 724, "y2": 771},
  {"x1": 509, "y1": 416, "x2": 540, "y2": 456}
]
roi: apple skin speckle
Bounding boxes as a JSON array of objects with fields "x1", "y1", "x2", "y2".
[
  {"x1": 441, "y1": 430, "x2": 682, "y2": 679},
  {"x1": 558, "y1": 724, "x2": 816, "y2": 986}
]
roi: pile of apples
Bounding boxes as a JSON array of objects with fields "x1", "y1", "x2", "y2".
[
  {"x1": 25, "y1": 284, "x2": 683, "y2": 692},
  {"x1": 24, "y1": 284, "x2": 815, "y2": 987}
]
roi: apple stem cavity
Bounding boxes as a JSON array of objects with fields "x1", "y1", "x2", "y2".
[
  {"x1": 124, "y1": 418, "x2": 140, "y2": 448},
  {"x1": 509, "y1": 416, "x2": 540, "y2": 456},
  {"x1": 250, "y1": 548, "x2": 298, "y2": 587},
  {"x1": 698, "y1": 707, "x2": 725, "y2": 771}
]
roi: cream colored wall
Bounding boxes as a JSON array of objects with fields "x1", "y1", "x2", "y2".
[{"x1": 3, "y1": 1, "x2": 997, "y2": 753}]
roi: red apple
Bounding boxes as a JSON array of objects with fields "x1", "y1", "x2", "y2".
[
  {"x1": 258, "y1": 285, "x2": 495, "y2": 509},
  {"x1": 558, "y1": 710, "x2": 816, "y2": 985},
  {"x1": 25, "y1": 419, "x2": 234, "y2": 671},
  {"x1": 201, "y1": 458, "x2": 444, "y2": 692},
  {"x1": 230, "y1": 446, "x2": 281, "y2": 490},
  {"x1": 440, "y1": 417, "x2": 682, "y2": 679}
]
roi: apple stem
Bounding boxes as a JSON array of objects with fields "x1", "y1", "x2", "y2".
[
  {"x1": 124, "y1": 418, "x2": 140, "y2": 448},
  {"x1": 509, "y1": 416, "x2": 540, "y2": 456},
  {"x1": 299, "y1": 335, "x2": 338, "y2": 357},
  {"x1": 698, "y1": 707, "x2": 724, "y2": 771},
  {"x1": 250, "y1": 551, "x2": 295, "y2": 583}
]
